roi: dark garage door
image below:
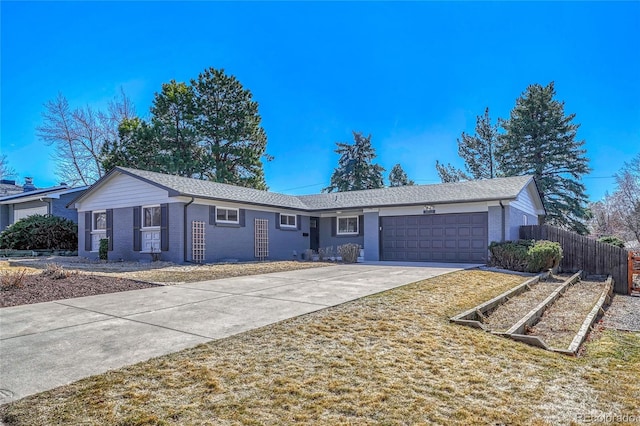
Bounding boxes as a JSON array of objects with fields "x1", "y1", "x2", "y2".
[{"x1": 380, "y1": 213, "x2": 488, "y2": 262}]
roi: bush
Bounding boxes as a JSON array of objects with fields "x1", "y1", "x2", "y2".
[
  {"x1": 489, "y1": 239, "x2": 562, "y2": 273},
  {"x1": 338, "y1": 243, "x2": 360, "y2": 263},
  {"x1": 0, "y1": 269, "x2": 27, "y2": 290},
  {"x1": 598, "y1": 235, "x2": 626, "y2": 248},
  {"x1": 40, "y1": 263, "x2": 77, "y2": 280},
  {"x1": 0, "y1": 214, "x2": 77, "y2": 250},
  {"x1": 526, "y1": 240, "x2": 562, "y2": 272},
  {"x1": 99, "y1": 238, "x2": 109, "y2": 261},
  {"x1": 488, "y1": 240, "x2": 532, "y2": 271}
]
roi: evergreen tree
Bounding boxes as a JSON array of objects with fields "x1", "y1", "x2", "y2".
[
  {"x1": 435, "y1": 160, "x2": 467, "y2": 183},
  {"x1": 388, "y1": 163, "x2": 415, "y2": 187},
  {"x1": 101, "y1": 118, "x2": 162, "y2": 172},
  {"x1": 435, "y1": 107, "x2": 500, "y2": 183},
  {"x1": 192, "y1": 68, "x2": 270, "y2": 190},
  {"x1": 323, "y1": 132, "x2": 385, "y2": 192},
  {"x1": 498, "y1": 82, "x2": 591, "y2": 234},
  {"x1": 150, "y1": 81, "x2": 202, "y2": 178}
]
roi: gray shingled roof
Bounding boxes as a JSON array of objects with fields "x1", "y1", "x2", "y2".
[
  {"x1": 117, "y1": 167, "x2": 534, "y2": 212},
  {"x1": 118, "y1": 167, "x2": 309, "y2": 210},
  {"x1": 298, "y1": 175, "x2": 534, "y2": 210}
]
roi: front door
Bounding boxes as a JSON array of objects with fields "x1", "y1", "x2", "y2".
[{"x1": 310, "y1": 216, "x2": 320, "y2": 251}]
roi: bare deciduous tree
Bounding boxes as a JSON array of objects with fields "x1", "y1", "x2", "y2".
[
  {"x1": 37, "y1": 90, "x2": 135, "y2": 186},
  {"x1": 0, "y1": 155, "x2": 16, "y2": 180},
  {"x1": 614, "y1": 154, "x2": 640, "y2": 245}
]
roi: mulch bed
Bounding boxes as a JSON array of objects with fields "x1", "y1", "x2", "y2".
[
  {"x1": 0, "y1": 273, "x2": 157, "y2": 308},
  {"x1": 528, "y1": 280, "x2": 606, "y2": 349},
  {"x1": 483, "y1": 280, "x2": 563, "y2": 332}
]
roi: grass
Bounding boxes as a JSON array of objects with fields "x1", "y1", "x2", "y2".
[{"x1": 1, "y1": 270, "x2": 639, "y2": 425}]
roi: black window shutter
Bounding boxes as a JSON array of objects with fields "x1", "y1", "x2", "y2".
[
  {"x1": 239, "y1": 209, "x2": 246, "y2": 227},
  {"x1": 84, "y1": 211, "x2": 92, "y2": 251},
  {"x1": 133, "y1": 206, "x2": 141, "y2": 252},
  {"x1": 275, "y1": 213, "x2": 281, "y2": 229},
  {"x1": 358, "y1": 215, "x2": 364, "y2": 236},
  {"x1": 106, "y1": 209, "x2": 113, "y2": 251},
  {"x1": 209, "y1": 206, "x2": 216, "y2": 225},
  {"x1": 297, "y1": 215, "x2": 301, "y2": 230},
  {"x1": 331, "y1": 217, "x2": 337, "y2": 237},
  {"x1": 160, "y1": 203, "x2": 169, "y2": 251}
]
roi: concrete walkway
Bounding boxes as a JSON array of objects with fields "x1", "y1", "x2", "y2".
[{"x1": 0, "y1": 262, "x2": 478, "y2": 403}]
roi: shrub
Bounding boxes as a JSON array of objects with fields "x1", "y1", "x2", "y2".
[
  {"x1": 338, "y1": 243, "x2": 360, "y2": 263},
  {"x1": 598, "y1": 235, "x2": 626, "y2": 248},
  {"x1": 99, "y1": 238, "x2": 109, "y2": 261},
  {"x1": 488, "y1": 240, "x2": 532, "y2": 271},
  {"x1": 0, "y1": 214, "x2": 77, "y2": 250},
  {"x1": 41, "y1": 263, "x2": 77, "y2": 280},
  {"x1": 489, "y1": 240, "x2": 562, "y2": 273},
  {"x1": 0, "y1": 269, "x2": 27, "y2": 290},
  {"x1": 526, "y1": 240, "x2": 562, "y2": 273},
  {"x1": 318, "y1": 246, "x2": 334, "y2": 261}
]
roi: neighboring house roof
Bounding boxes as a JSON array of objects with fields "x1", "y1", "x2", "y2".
[
  {"x1": 72, "y1": 167, "x2": 543, "y2": 213},
  {"x1": 0, "y1": 182, "x2": 23, "y2": 197},
  {"x1": 0, "y1": 186, "x2": 88, "y2": 205}
]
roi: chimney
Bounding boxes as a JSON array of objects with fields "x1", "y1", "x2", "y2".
[{"x1": 23, "y1": 177, "x2": 37, "y2": 192}]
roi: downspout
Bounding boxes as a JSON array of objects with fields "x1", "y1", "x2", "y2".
[
  {"x1": 499, "y1": 201, "x2": 505, "y2": 242},
  {"x1": 183, "y1": 197, "x2": 195, "y2": 263}
]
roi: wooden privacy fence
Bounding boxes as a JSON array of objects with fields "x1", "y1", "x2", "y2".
[
  {"x1": 630, "y1": 251, "x2": 640, "y2": 296},
  {"x1": 520, "y1": 225, "x2": 629, "y2": 294}
]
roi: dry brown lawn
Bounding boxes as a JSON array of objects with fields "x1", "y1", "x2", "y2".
[{"x1": 1, "y1": 270, "x2": 639, "y2": 425}]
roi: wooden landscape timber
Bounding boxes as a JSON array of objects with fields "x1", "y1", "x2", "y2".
[
  {"x1": 449, "y1": 274, "x2": 542, "y2": 330},
  {"x1": 452, "y1": 271, "x2": 613, "y2": 356}
]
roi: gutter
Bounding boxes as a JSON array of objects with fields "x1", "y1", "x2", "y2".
[
  {"x1": 183, "y1": 197, "x2": 195, "y2": 263},
  {"x1": 499, "y1": 201, "x2": 506, "y2": 241}
]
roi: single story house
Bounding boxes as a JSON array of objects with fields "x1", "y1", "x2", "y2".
[
  {"x1": 68, "y1": 167, "x2": 545, "y2": 263},
  {"x1": 0, "y1": 180, "x2": 88, "y2": 231}
]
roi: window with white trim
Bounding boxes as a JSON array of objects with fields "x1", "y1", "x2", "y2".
[
  {"x1": 216, "y1": 207, "x2": 239, "y2": 224},
  {"x1": 143, "y1": 206, "x2": 161, "y2": 228},
  {"x1": 337, "y1": 216, "x2": 359, "y2": 235},
  {"x1": 91, "y1": 211, "x2": 107, "y2": 251},
  {"x1": 280, "y1": 214, "x2": 296, "y2": 228}
]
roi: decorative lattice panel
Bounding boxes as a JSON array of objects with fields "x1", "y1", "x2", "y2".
[
  {"x1": 255, "y1": 218, "x2": 269, "y2": 260},
  {"x1": 192, "y1": 221, "x2": 206, "y2": 263}
]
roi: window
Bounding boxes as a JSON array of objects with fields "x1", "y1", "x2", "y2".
[
  {"x1": 93, "y1": 211, "x2": 107, "y2": 231},
  {"x1": 523, "y1": 215, "x2": 528, "y2": 226},
  {"x1": 143, "y1": 206, "x2": 161, "y2": 228},
  {"x1": 216, "y1": 207, "x2": 239, "y2": 224},
  {"x1": 280, "y1": 214, "x2": 297, "y2": 228},
  {"x1": 337, "y1": 216, "x2": 359, "y2": 235}
]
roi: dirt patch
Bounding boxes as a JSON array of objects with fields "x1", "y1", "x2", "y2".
[
  {"x1": 0, "y1": 272, "x2": 157, "y2": 308},
  {"x1": 483, "y1": 281, "x2": 563, "y2": 332},
  {"x1": 529, "y1": 280, "x2": 607, "y2": 349}
]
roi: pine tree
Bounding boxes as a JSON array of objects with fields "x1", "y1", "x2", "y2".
[
  {"x1": 498, "y1": 82, "x2": 591, "y2": 234},
  {"x1": 435, "y1": 107, "x2": 500, "y2": 183},
  {"x1": 323, "y1": 132, "x2": 385, "y2": 192},
  {"x1": 150, "y1": 81, "x2": 202, "y2": 178},
  {"x1": 192, "y1": 68, "x2": 270, "y2": 190},
  {"x1": 101, "y1": 118, "x2": 163, "y2": 172},
  {"x1": 388, "y1": 163, "x2": 415, "y2": 187}
]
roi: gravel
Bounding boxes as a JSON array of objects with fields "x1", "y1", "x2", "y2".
[{"x1": 601, "y1": 294, "x2": 640, "y2": 332}]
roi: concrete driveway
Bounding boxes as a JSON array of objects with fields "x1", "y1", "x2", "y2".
[{"x1": 0, "y1": 262, "x2": 478, "y2": 403}]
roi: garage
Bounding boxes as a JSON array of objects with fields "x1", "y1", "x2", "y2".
[
  {"x1": 380, "y1": 212, "x2": 488, "y2": 263},
  {"x1": 13, "y1": 205, "x2": 48, "y2": 223}
]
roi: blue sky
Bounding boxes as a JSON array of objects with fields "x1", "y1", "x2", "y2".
[{"x1": 1, "y1": 1, "x2": 638, "y2": 201}]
